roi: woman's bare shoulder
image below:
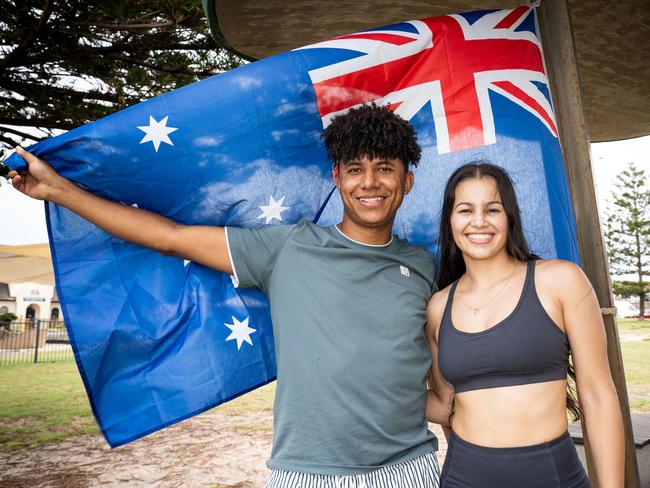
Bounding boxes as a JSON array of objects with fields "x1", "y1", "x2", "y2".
[
  {"x1": 534, "y1": 259, "x2": 591, "y2": 298},
  {"x1": 427, "y1": 283, "x2": 453, "y2": 334},
  {"x1": 535, "y1": 258, "x2": 584, "y2": 279}
]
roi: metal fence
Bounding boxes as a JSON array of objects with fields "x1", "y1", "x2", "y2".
[{"x1": 0, "y1": 319, "x2": 74, "y2": 366}]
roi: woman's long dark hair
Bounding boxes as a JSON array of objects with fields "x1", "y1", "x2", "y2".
[{"x1": 436, "y1": 162, "x2": 581, "y2": 420}]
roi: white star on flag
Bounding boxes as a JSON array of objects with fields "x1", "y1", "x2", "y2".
[
  {"x1": 224, "y1": 316, "x2": 256, "y2": 350},
  {"x1": 258, "y1": 195, "x2": 289, "y2": 224},
  {"x1": 137, "y1": 115, "x2": 178, "y2": 152}
]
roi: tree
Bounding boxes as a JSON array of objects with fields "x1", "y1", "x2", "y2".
[
  {"x1": 605, "y1": 163, "x2": 650, "y2": 320},
  {"x1": 612, "y1": 280, "x2": 649, "y2": 299},
  {"x1": 0, "y1": 312, "x2": 18, "y2": 330},
  {"x1": 0, "y1": 0, "x2": 243, "y2": 166}
]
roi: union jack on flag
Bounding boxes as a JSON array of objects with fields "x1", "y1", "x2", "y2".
[
  {"x1": 5, "y1": 7, "x2": 578, "y2": 447},
  {"x1": 301, "y1": 6, "x2": 557, "y2": 154}
]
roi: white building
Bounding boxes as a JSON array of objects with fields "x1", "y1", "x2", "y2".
[
  {"x1": 0, "y1": 243, "x2": 62, "y2": 321},
  {"x1": 0, "y1": 281, "x2": 62, "y2": 320}
]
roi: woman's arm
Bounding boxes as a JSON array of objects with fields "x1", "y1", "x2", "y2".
[
  {"x1": 425, "y1": 290, "x2": 455, "y2": 428},
  {"x1": 553, "y1": 261, "x2": 624, "y2": 488}
]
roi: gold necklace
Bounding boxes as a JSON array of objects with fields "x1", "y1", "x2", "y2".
[{"x1": 457, "y1": 259, "x2": 519, "y2": 316}]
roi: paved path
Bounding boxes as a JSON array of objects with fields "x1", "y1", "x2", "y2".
[{"x1": 0, "y1": 410, "x2": 446, "y2": 488}]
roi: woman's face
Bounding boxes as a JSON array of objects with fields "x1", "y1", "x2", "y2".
[{"x1": 450, "y1": 176, "x2": 509, "y2": 261}]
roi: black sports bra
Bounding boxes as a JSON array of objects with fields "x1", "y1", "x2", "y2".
[{"x1": 438, "y1": 260, "x2": 569, "y2": 393}]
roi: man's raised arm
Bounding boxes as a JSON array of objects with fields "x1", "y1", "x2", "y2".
[{"x1": 9, "y1": 147, "x2": 233, "y2": 274}]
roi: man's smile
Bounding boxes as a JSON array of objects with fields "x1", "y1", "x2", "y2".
[{"x1": 358, "y1": 196, "x2": 386, "y2": 206}]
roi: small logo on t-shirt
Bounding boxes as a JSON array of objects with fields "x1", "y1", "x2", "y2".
[{"x1": 400, "y1": 266, "x2": 410, "y2": 277}]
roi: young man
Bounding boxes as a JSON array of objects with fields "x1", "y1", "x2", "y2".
[{"x1": 10, "y1": 104, "x2": 449, "y2": 487}]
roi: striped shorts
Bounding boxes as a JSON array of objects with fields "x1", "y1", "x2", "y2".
[{"x1": 267, "y1": 451, "x2": 440, "y2": 488}]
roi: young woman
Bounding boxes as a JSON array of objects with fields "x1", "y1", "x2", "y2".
[{"x1": 425, "y1": 163, "x2": 624, "y2": 487}]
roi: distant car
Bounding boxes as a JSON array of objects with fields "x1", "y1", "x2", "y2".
[
  {"x1": 46, "y1": 327, "x2": 70, "y2": 343},
  {"x1": 615, "y1": 299, "x2": 639, "y2": 317}
]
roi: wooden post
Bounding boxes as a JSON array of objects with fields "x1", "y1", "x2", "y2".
[{"x1": 538, "y1": 1, "x2": 640, "y2": 486}]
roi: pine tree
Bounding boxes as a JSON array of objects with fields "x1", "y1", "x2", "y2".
[
  {"x1": 0, "y1": 0, "x2": 243, "y2": 163},
  {"x1": 605, "y1": 163, "x2": 650, "y2": 320}
]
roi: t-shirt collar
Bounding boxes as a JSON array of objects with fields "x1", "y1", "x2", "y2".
[{"x1": 333, "y1": 224, "x2": 394, "y2": 248}]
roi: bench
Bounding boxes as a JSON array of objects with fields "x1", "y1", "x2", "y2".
[{"x1": 569, "y1": 413, "x2": 650, "y2": 485}]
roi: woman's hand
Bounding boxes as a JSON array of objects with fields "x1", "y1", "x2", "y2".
[{"x1": 426, "y1": 388, "x2": 454, "y2": 425}]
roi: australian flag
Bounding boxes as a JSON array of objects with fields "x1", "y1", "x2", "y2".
[{"x1": 5, "y1": 7, "x2": 579, "y2": 447}]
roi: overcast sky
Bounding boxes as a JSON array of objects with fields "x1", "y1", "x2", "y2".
[{"x1": 1, "y1": 136, "x2": 649, "y2": 246}]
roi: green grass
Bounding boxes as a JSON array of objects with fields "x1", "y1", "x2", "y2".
[
  {"x1": 617, "y1": 317, "x2": 650, "y2": 334},
  {"x1": 0, "y1": 362, "x2": 97, "y2": 451},
  {"x1": 215, "y1": 382, "x2": 275, "y2": 415},
  {"x1": 620, "y1": 340, "x2": 650, "y2": 412},
  {"x1": 616, "y1": 318, "x2": 650, "y2": 411},
  {"x1": 0, "y1": 361, "x2": 276, "y2": 452},
  {"x1": 0, "y1": 351, "x2": 74, "y2": 364}
]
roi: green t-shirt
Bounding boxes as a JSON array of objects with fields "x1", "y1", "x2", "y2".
[{"x1": 226, "y1": 220, "x2": 437, "y2": 475}]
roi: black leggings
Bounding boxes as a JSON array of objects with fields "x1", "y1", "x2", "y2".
[{"x1": 441, "y1": 431, "x2": 590, "y2": 487}]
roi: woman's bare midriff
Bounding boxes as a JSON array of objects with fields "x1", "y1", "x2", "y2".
[{"x1": 451, "y1": 379, "x2": 569, "y2": 447}]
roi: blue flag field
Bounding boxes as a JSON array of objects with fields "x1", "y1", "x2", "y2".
[{"x1": 5, "y1": 7, "x2": 579, "y2": 447}]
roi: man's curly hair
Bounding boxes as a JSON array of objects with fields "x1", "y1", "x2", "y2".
[{"x1": 322, "y1": 103, "x2": 421, "y2": 171}]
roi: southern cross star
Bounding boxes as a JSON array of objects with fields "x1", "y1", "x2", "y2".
[
  {"x1": 258, "y1": 195, "x2": 289, "y2": 224},
  {"x1": 224, "y1": 316, "x2": 256, "y2": 350},
  {"x1": 138, "y1": 115, "x2": 178, "y2": 152}
]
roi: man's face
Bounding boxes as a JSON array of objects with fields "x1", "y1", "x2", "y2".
[{"x1": 334, "y1": 156, "x2": 413, "y2": 237}]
